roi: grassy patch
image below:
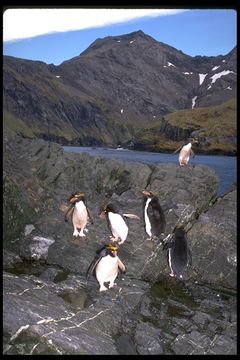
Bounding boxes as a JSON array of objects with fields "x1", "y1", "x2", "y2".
[
  {"x1": 165, "y1": 98, "x2": 236, "y2": 136},
  {"x1": 3, "y1": 111, "x2": 37, "y2": 137},
  {"x1": 3, "y1": 177, "x2": 38, "y2": 248},
  {"x1": 134, "y1": 98, "x2": 236, "y2": 152}
]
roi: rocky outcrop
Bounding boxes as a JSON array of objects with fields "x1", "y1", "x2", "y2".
[
  {"x1": 141, "y1": 187, "x2": 237, "y2": 290},
  {"x1": 3, "y1": 263, "x2": 236, "y2": 355},
  {"x1": 3, "y1": 133, "x2": 236, "y2": 354},
  {"x1": 3, "y1": 268, "x2": 148, "y2": 355},
  {"x1": 159, "y1": 117, "x2": 195, "y2": 141},
  {"x1": 188, "y1": 188, "x2": 237, "y2": 289}
]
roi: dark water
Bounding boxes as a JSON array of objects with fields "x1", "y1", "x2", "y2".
[{"x1": 63, "y1": 146, "x2": 236, "y2": 197}]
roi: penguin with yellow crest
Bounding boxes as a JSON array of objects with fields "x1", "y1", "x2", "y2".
[
  {"x1": 64, "y1": 192, "x2": 93, "y2": 237},
  {"x1": 141, "y1": 190, "x2": 166, "y2": 241},
  {"x1": 99, "y1": 203, "x2": 140, "y2": 245},
  {"x1": 173, "y1": 138, "x2": 198, "y2": 166},
  {"x1": 86, "y1": 243, "x2": 127, "y2": 292}
]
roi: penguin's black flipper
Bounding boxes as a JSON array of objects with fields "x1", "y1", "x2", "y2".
[
  {"x1": 64, "y1": 205, "x2": 74, "y2": 222},
  {"x1": 173, "y1": 145, "x2": 183, "y2": 154},
  {"x1": 86, "y1": 247, "x2": 108, "y2": 280},
  {"x1": 86, "y1": 257, "x2": 98, "y2": 280},
  {"x1": 118, "y1": 258, "x2": 127, "y2": 273},
  {"x1": 86, "y1": 206, "x2": 94, "y2": 225}
]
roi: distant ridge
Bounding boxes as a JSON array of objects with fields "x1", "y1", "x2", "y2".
[{"x1": 3, "y1": 30, "x2": 236, "y2": 153}]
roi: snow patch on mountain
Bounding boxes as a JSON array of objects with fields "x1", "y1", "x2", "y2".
[
  {"x1": 192, "y1": 96, "x2": 197, "y2": 109},
  {"x1": 199, "y1": 73, "x2": 208, "y2": 85},
  {"x1": 210, "y1": 70, "x2": 235, "y2": 84}
]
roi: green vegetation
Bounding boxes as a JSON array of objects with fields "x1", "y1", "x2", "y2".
[
  {"x1": 134, "y1": 98, "x2": 236, "y2": 153},
  {"x1": 165, "y1": 98, "x2": 236, "y2": 136},
  {"x1": 3, "y1": 111, "x2": 37, "y2": 137},
  {"x1": 3, "y1": 176, "x2": 38, "y2": 248}
]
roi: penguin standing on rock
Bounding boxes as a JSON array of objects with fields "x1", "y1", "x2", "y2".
[
  {"x1": 99, "y1": 203, "x2": 140, "y2": 245},
  {"x1": 141, "y1": 190, "x2": 166, "y2": 241},
  {"x1": 163, "y1": 225, "x2": 192, "y2": 279},
  {"x1": 64, "y1": 192, "x2": 93, "y2": 237},
  {"x1": 86, "y1": 243, "x2": 127, "y2": 292},
  {"x1": 173, "y1": 138, "x2": 198, "y2": 166}
]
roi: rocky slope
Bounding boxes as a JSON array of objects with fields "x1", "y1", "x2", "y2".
[
  {"x1": 132, "y1": 98, "x2": 237, "y2": 154},
  {"x1": 3, "y1": 133, "x2": 236, "y2": 354},
  {"x1": 3, "y1": 30, "x2": 236, "y2": 151}
]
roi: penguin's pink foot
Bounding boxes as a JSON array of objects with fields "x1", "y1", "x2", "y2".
[
  {"x1": 109, "y1": 282, "x2": 117, "y2": 289},
  {"x1": 99, "y1": 285, "x2": 108, "y2": 292}
]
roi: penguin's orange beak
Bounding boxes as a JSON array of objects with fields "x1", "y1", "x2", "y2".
[
  {"x1": 141, "y1": 189, "x2": 156, "y2": 196},
  {"x1": 141, "y1": 189, "x2": 151, "y2": 196},
  {"x1": 68, "y1": 194, "x2": 75, "y2": 202},
  {"x1": 99, "y1": 210, "x2": 106, "y2": 219},
  {"x1": 111, "y1": 250, "x2": 117, "y2": 257}
]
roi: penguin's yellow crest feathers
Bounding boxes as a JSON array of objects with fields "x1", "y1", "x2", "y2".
[
  {"x1": 106, "y1": 244, "x2": 119, "y2": 251},
  {"x1": 74, "y1": 192, "x2": 85, "y2": 197}
]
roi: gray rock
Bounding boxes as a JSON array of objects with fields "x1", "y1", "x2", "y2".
[
  {"x1": 24, "y1": 224, "x2": 36, "y2": 236},
  {"x1": 3, "y1": 271, "x2": 149, "y2": 355},
  {"x1": 3, "y1": 134, "x2": 236, "y2": 355},
  {"x1": 115, "y1": 334, "x2": 137, "y2": 355},
  {"x1": 134, "y1": 321, "x2": 163, "y2": 354},
  {"x1": 19, "y1": 234, "x2": 55, "y2": 261},
  {"x1": 188, "y1": 188, "x2": 237, "y2": 289},
  {"x1": 3, "y1": 249, "x2": 23, "y2": 270},
  {"x1": 38, "y1": 267, "x2": 61, "y2": 282}
]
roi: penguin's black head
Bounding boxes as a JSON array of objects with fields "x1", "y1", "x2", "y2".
[
  {"x1": 173, "y1": 225, "x2": 186, "y2": 238},
  {"x1": 99, "y1": 203, "x2": 118, "y2": 218},
  {"x1": 190, "y1": 138, "x2": 198, "y2": 145},
  {"x1": 68, "y1": 192, "x2": 85, "y2": 204},
  {"x1": 141, "y1": 189, "x2": 155, "y2": 198},
  {"x1": 99, "y1": 204, "x2": 108, "y2": 218},
  {"x1": 105, "y1": 243, "x2": 119, "y2": 257}
]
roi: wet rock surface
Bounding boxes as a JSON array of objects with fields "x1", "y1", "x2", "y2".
[{"x1": 3, "y1": 133, "x2": 236, "y2": 354}]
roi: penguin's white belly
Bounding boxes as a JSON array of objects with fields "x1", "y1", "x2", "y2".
[
  {"x1": 144, "y1": 198, "x2": 152, "y2": 237},
  {"x1": 179, "y1": 144, "x2": 191, "y2": 165},
  {"x1": 96, "y1": 256, "x2": 119, "y2": 283},
  {"x1": 109, "y1": 212, "x2": 128, "y2": 240},
  {"x1": 179, "y1": 151, "x2": 190, "y2": 164},
  {"x1": 72, "y1": 201, "x2": 88, "y2": 226}
]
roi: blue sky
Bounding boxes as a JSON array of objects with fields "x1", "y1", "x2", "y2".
[{"x1": 3, "y1": 8, "x2": 237, "y2": 65}]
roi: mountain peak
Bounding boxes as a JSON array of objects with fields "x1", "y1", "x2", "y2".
[
  {"x1": 120, "y1": 29, "x2": 145, "y2": 37},
  {"x1": 80, "y1": 30, "x2": 153, "y2": 56}
]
